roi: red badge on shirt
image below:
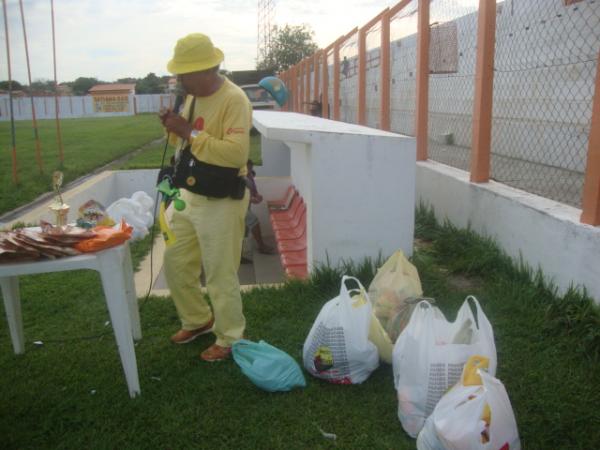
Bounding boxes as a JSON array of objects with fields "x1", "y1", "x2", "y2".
[{"x1": 193, "y1": 117, "x2": 204, "y2": 130}]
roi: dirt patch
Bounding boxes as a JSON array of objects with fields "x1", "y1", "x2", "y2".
[
  {"x1": 414, "y1": 238, "x2": 434, "y2": 251},
  {"x1": 447, "y1": 273, "x2": 483, "y2": 291}
]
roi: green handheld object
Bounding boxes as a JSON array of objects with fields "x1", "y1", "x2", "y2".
[
  {"x1": 157, "y1": 179, "x2": 186, "y2": 211},
  {"x1": 174, "y1": 198, "x2": 186, "y2": 211}
]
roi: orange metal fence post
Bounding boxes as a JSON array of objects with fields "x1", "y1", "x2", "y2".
[
  {"x1": 470, "y1": 0, "x2": 497, "y2": 183},
  {"x1": 581, "y1": 51, "x2": 600, "y2": 226},
  {"x1": 313, "y1": 52, "x2": 320, "y2": 108},
  {"x1": 282, "y1": 71, "x2": 288, "y2": 111},
  {"x1": 305, "y1": 59, "x2": 311, "y2": 112},
  {"x1": 290, "y1": 66, "x2": 296, "y2": 112},
  {"x1": 415, "y1": 0, "x2": 430, "y2": 161},
  {"x1": 322, "y1": 48, "x2": 330, "y2": 118},
  {"x1": 298, "y1": 62, "x2": 304, "y2": 113},
  {"x1": 333, "y1": 40, "x2": 341, "y2": 120},
  {"x1": 381, "y1": 9, "x2": 391, "y2": 131}
]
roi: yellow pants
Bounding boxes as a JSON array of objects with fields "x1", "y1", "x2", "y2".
[{"x1": 163, "y1": 188, "x2": 249, "y2": 347}]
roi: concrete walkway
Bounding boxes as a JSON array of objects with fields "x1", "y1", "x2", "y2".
[{"x1": 135, "y1": 233, "x2": 285, "y2": 298}]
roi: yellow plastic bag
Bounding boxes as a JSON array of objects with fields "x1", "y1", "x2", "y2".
[
  {"x1": 368, "y1": 250, "x2": 423, "y2": 343},
  {"x1": 369, "y1": 312, "x2": 393, "y2": 364},
  {"x1": 350, "y1": 291, "x2": 394, "y2": 364}
]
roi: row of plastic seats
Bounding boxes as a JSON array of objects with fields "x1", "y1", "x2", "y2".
[{"x1": 268, "y1": 185, "x2": 308, "y2": 279}]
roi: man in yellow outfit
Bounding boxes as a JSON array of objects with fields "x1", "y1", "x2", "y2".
[{"x1": 160, "y1": 33, "x2": 252, "y2": 362}]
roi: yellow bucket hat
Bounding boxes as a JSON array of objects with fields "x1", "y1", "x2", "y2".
[{"x1": 167, "y1": 33, "x2": 224, "y2": 74}]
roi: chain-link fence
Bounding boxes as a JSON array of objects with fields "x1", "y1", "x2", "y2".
[
  {"x1": 326, "y1": 49, "x2": 334, "y2": 119},
  {"x1": 427, "y1": 0, "x2": 479, "y2": 171},
  {"x1": 285, "y1": 0, "x2": 599, "y2": 210},
  {"x1": 390, "y1": 0, "x2": 419, "y2": 137},
  {"x1": 366, "y1": 22, "x2": 383, "y2": 129},
  {"x1": 339, "y1": 31, "x2": 359, "y2": 123},
  {"x1": 491, "y1": 0, "x2": 600, "y2": 208}
]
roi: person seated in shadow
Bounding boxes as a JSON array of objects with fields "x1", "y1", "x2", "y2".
[{"x1": 243, "y1": 159, "x2": 276, "y2": 260}]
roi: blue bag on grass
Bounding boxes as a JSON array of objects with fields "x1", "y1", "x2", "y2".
[{"x1": 232, "y1": 339, "x2": 306, "y2": 392}]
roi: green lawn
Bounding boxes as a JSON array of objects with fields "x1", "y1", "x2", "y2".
[
  {"x1": 0, "y1": 115, "x2": 163, "y2": 215},
  {"x1": 0, "y1": 207, "x2": 598, "y2": 449}
]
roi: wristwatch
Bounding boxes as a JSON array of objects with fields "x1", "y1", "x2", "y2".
[{"x1": 189, "y1": 129, "x2": 201, "y2": 142}]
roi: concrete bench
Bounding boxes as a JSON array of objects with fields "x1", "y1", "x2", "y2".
[{"x1": 253, "y1": 111, "x2": 416, "y2": 277}]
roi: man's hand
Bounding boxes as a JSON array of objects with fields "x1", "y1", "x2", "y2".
[
  {"x1": 163, "y1": 113, "x2": 194, "y2": 140},
  {"x1": 250, "y1": 193, "x2": 263, "y2": 204},
  {"x1": 158, "y1": 107, "x2": 172, "y2": 126}
]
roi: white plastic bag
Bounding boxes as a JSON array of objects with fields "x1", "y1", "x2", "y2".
[
  {"x1": 107, "y1": 191, "x2": 154, "y2": 240},
  {"x1": 303, "y1": 276, "x2": 379, "y2": 384},
  {"x1": 393, "y1": 296, "x2": 497, "y2": 437},
  {"x1": 418, "y1": 355, "x2": 521, "y2": 450}
]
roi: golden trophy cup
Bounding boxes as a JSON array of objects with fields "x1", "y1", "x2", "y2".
[{"x1": 49, "y1": 171, "x2": 70, "y2": 226}]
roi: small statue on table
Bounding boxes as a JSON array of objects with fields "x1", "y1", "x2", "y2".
[{"x1": 48, "y1": 171, "x2": 69, "y2": 227}]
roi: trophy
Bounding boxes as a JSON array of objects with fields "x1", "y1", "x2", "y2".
[{"x1": 49, "y1": 171, "x2": 69, "y2": 226}]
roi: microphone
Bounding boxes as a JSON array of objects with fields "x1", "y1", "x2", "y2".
[{"x1": 173, "y1": 93, "x2": 185, "y2": 115}]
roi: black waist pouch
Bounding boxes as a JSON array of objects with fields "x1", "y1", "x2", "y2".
[{"x1": 172, "y1": 146, "x2": 246, "y2": 199}]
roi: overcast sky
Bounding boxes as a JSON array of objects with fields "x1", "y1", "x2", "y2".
[{"x1": 1, "y1": 0, "x2": 400, "y2": 84}]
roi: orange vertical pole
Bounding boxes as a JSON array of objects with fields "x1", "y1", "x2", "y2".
[
  {"x1": 50, "y1": 0, "x2": 64, "y2": 164},
  {"x1": 333, "y1": 41, "x2": 341, "y2": 120},
  {"x1": 313, "y1": 52, "x2": 320, "y2": 106},
  {"x1": 470, "y1": 0, "x2": 497, "y2": 182},
  {"x1": 281, "y1": 71, "x2": 286, "y2": 111},
  {"x1": 292, "y1": 65, "x2": 298, "y2": 112},
  {"x1": 19, "y1": 0, "x2": 43, "y2": 173},
  {"x1": 322, "y1": 49, "x2": 330, "y2": 118},
  {"x1": 2, "y1": 0, "x2": 18, "y2": 184},
  {"x1": 296, "y1": 61, "x2": 304, "y2": 113},
  {"x1": 415, "y1": 0, "x2": 430, "y2": 160},
  {"x1": 381, "y1": 9, "x2": 391, "y2": 131},
  {"x1": 581, "y1": 51, "x2": 600, "y2": 226},
  {"x1": 305, "y1": 59, "x2": 311, "y2": 111},
  {"x1": 358, "y1": 27, "x2": 367, "y2": 125},
  {"x1": 288, "y1": 69, "x2": 293, "y2": 111},
  {"x1": 288, "y1": 69, "x2": 293, "y2": 112}
]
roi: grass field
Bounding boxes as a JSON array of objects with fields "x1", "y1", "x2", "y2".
[
  {"x1": 0, "y1": 207, "x2": 598, "y2": 449},
  {"x1": 0, "y1": 115, "x2": 163, "y2": 215}
]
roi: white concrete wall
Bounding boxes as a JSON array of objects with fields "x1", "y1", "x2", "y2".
[
  {"x1": 4, "y1": 170, "x2": 159, "y2": 228},
  {"x1": 254, "y1": 136, "x2": 290, "y2": 177},
  {"x1": 416, "y1": 160, "x2": 600, "y2": 303},
  {"x1": 134, "y1": 94, "x2": 175, "y2": 114},
  {"x1": 0, "y1": 94, "x2": 173, "y2": 120}
]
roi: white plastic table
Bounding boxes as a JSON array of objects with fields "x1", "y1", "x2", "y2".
[{"x1": 0, "y1": 242, "x2": 142, "y2": 397}]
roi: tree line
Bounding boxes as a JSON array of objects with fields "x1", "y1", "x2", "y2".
[{"x1": 0, "y1": 73, "x2": 172, "y2": 96}]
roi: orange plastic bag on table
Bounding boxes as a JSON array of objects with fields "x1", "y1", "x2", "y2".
[{"x1": 74, "y1": 219, "x2": 133, "y2": 253}]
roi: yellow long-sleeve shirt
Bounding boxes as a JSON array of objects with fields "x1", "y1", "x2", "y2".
[{"x1": 171, "y1": 77, "x2": 252, "y2": 176}]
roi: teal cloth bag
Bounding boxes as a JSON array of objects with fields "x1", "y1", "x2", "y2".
[{"x1": 232, "y1": 339, "x2": 306, "y2": 392}]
